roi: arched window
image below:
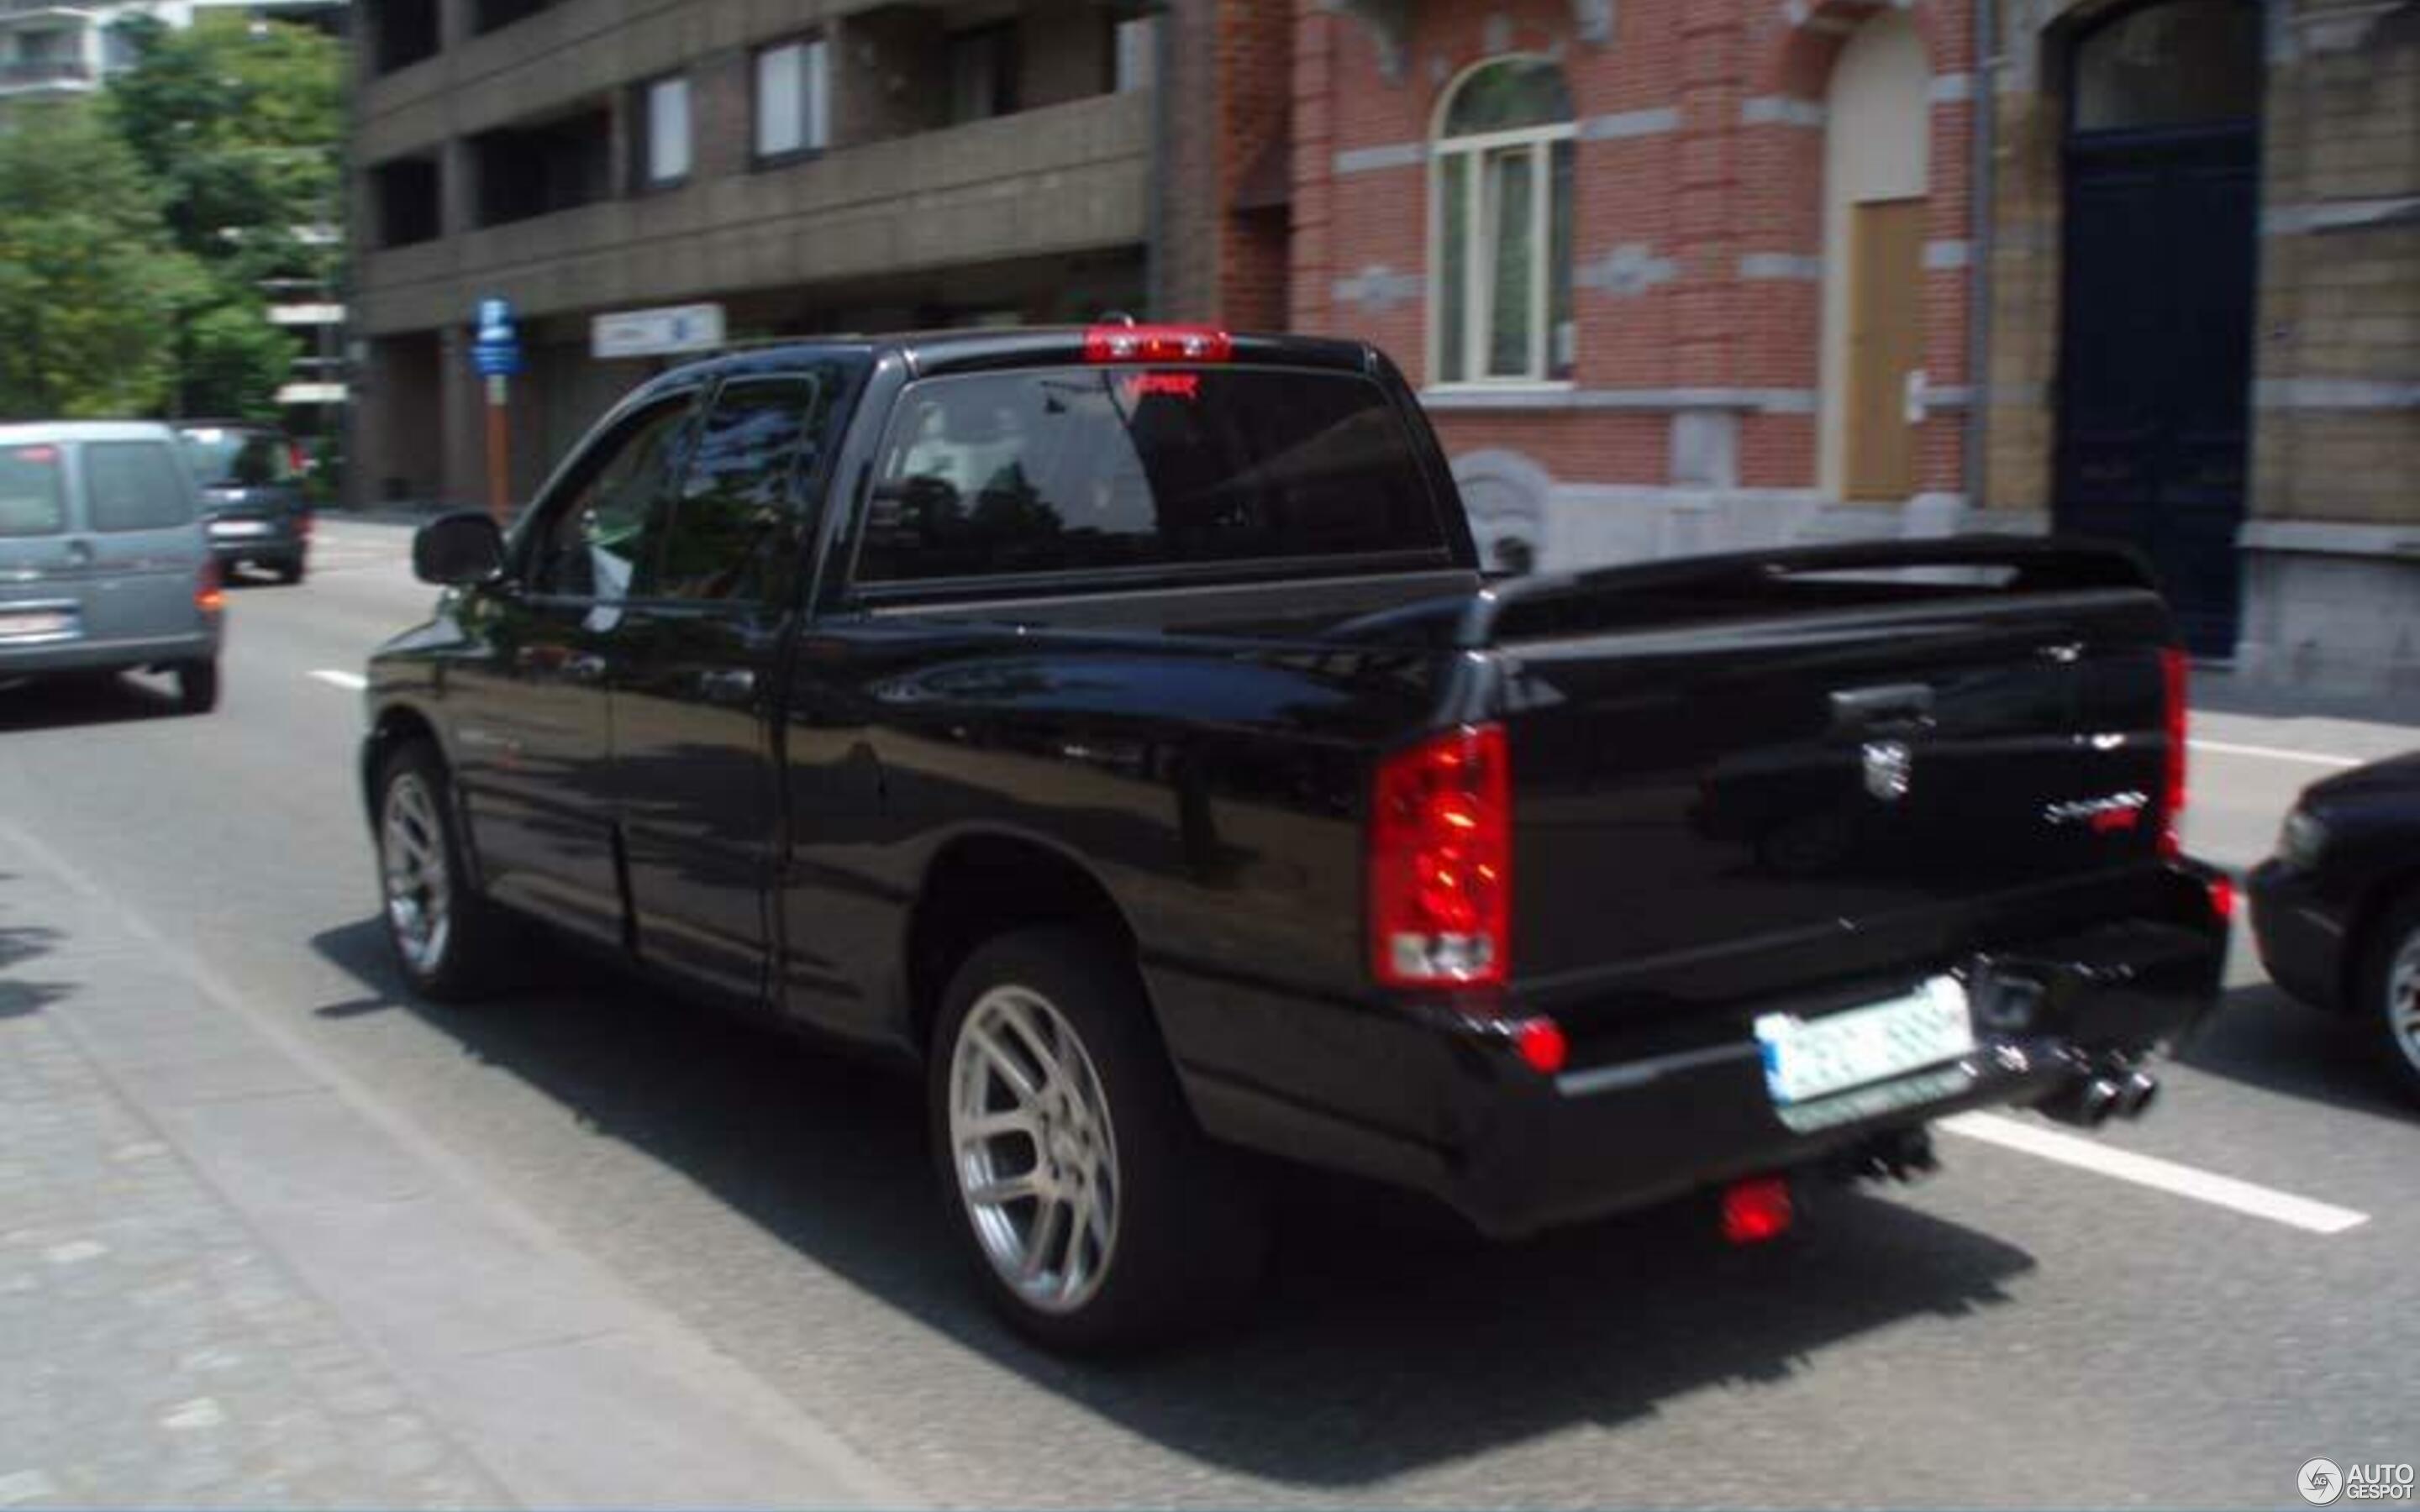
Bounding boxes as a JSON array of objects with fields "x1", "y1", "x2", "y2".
[
  {"x1": 1430, "y1": 57, "x2": 1576, "y2": 386},
  {"x1": 2071, "y1": 0, "x2": 2261, "y2": 134}
]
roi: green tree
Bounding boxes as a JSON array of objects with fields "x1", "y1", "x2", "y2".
[
  {"x1": 104, "y1": 13, "x2": 341, "y2": 417},
  {"x1": 107, "y1": 13, "x2": 343, "y2": 287},
  {"x1": 0, "y1": 104, "x2": 189, "y2": 419}
]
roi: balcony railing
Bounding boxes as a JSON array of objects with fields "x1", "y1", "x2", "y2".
[{"x1": 0, "y1": 57, "x2": 95, "y2": 88}]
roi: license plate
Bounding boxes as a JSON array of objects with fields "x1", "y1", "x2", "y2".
[
  {"x1": 211, "y1": 519, "x2": 271, "y2": 537},
  {"x1": 1755, "y1": 976, "x2": 1975, "y2": 1107},
  {"x1": 0, "y1": 609, "x2": 76, "y2": 642}
]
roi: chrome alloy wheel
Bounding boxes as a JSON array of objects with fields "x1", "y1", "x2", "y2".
[
  {"x1": 2389, "y1": 929, "x2": 2420, "y2": 1079},
  {"x1": 380, "y1": 772, "x2": 453, "y2": 976},
  {"x1": 948, "y1": 984, "x2": 1122, "y2": 1315}
]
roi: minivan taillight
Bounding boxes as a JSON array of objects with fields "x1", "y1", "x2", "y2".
[
  {"x1": 2160, "y1": 647, "x2": 2189, "y2": 860},
  {"x1": 197, "y1": 559, "x2": 225, "y2": 616},
  {"x1": 1370, "y1": 724, "x2": 1511, "y2": 987}
]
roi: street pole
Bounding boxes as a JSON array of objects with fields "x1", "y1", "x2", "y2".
[{"x1": 485, "y1": 374, "x2": 510, "y2": 524}]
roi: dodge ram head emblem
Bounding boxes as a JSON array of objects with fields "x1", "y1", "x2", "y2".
[{"x1": 1862, "y1": 741, "x2": 1913, "y2": 802}]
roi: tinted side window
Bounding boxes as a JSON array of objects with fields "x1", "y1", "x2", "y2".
[
  {"x1": 85, "y1": 442, "x2": 195, "y2": 533},
  {"x1": 855, "y1": 367, "x2": 1447, "y2": 585},
  {"x1": 529, "y1": 398, "x2": 693, "y2": 599},
  {"x1": 648, "y1": 375, "x2": 828, "y2": 602},
  {"x1": 0, "y1": 444, "x2": 68, "y2": 538}
]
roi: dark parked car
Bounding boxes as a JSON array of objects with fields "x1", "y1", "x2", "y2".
[
  {"x1": 361, "y1": 327, "x2": 2229, "y2": 1351},
  {"x1": 0, "y1": 422, "x2": 224, "y2": 712},
  {"x1": 2250, "y1": 753, "x2": 2420, "y2": 1103},
  {"x1": 176, "y1": 423, "x2": 313, "y2": 584}
]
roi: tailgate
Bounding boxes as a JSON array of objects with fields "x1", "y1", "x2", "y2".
[{"x1": 1485, "y1": 540, "x2": 2182, "y2": 1013}]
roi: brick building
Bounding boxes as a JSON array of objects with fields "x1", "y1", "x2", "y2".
[{"x1": 1280, "y1": 0, "x2": 2420, "y2": 689}]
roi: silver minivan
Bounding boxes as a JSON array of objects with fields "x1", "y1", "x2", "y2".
[{"x1": 0, "y1": 422, "x2": 225, "y2": 713}]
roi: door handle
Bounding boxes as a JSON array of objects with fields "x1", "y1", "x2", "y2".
[
  {"x1": 1831, "y1": 682, "x2": 1935, "y2": 735},
  {"x1": 564, "y1": 653, "x2": 610, "y2": 686},
  {"x1": 66, "y1": 538, "x2": 93, "y2": 569},
  {"x1": 697, "y1": 668, "x2": 757, "y2": 705}
]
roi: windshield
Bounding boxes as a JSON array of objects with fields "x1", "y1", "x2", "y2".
[
  {"x1": 855, "y1": 367, "x2": 1451, "y2": 584},
  {"x1": 0, "y1": 444, "x2": 69, "y2": 538},
  {"x1": 179, "y1": 428, "x2": 297, "y2": 487}
]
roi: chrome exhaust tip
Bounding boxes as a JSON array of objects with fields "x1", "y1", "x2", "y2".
[
  {"x1": 2039, "y1": 1074, "x2": 2123, "y2": 1129},
  {"x1": 2113, "y1": 1070, "x2": 2160, "y2": 1121}
]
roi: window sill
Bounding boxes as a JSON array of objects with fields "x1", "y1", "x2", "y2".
[
  {"x1": 1419, "y1": 383, "x2": 1579, "y2": 412},
  {"x1": 751, "y1": 146, "x2": 829, "y2": 173}
]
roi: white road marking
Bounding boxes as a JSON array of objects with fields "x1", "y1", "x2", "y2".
[
  {"x1": 1939, "y1": 1111, "x2": 2370, "y2": 1235},
  {"x1": 2189, "y1": 738, "x2": 2363, "y2": 770},
  {"x1": 309, "y1": 669, "x2": 368, "y2": 691}
]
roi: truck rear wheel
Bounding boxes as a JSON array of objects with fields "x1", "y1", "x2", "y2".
[{"x1": 929, "y1": 927, "x2": 1266, "y2": 1352}]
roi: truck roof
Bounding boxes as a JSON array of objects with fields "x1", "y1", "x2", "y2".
[{"x1": 634, "y1": 327, "x2": 1384, "y2": 399}]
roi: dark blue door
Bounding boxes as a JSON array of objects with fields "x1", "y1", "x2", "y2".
[
  {"x1": 2055, "y1": 129, "x2": 2258, "y2": 659},
  {"x1": 2053, "y1": 0, "x2": 2263, "y2": 660}
]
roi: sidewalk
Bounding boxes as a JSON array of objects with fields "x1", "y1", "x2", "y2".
[
  {"x1": 0, "y1": 997, "x2": 507, "y2": 1508},
  {"x1": 0, "y1": 822, "x2": 911, "y2": 1511}
]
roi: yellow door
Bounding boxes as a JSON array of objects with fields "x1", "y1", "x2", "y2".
[{"x1": 1846, "y1": 198, "x2": 1924, "y2": 502}]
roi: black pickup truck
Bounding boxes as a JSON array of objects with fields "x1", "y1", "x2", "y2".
[{"x1": 364, "y1": 326, "x2": 2229, "y2": 1351}]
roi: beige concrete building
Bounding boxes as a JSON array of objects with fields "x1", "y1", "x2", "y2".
[
  {"x1": 1977, "y1": 0, "x2": 2418, "y2": 688},
  {"x1": 348, "y1": 0, "x2": 1163, "y2": 509}
]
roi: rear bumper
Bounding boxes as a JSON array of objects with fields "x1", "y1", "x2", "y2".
[
  {"x1": 207, "y1": 527, "x2": 305, "y2": 562},
  {"x1": 0, "y1": 629, "x2": 218, "y2": 675},
  {"x1": 2248, "y1": 858, "x2": 2349, "y2": 1011},
  {"x1": 1165, "y1": 874, "x2": 2228, "y2": 1239}
]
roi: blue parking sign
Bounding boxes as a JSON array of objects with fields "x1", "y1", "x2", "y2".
[{"x1": 471, "y1": 297, "x2": 522, "y2": 377}]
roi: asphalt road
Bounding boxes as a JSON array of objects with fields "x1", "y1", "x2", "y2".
[{"x1": 3, "y1": 517, "x2": 2415, "y2": 1509}]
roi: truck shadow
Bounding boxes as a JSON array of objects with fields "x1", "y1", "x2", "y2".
[{"x1": 310, "y1": 916, "x2": 2036, "y2": 1485}]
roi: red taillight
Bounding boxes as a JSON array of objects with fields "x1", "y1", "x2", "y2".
[
  {"x1": 1722, "y1": 1177, "x2": 1794, "y2": 1245},
  {"x1": 196, "y1": 559, "x2": 225, "y2": 615},
  {"x1": 1082, "y1": 324, "x2": 1233, "y2": 364},
  {"x1": 2208, "y1": 874, "x2": 2237, "y2": 923},
  {"x1": 2160, "y1": 647, "x2": 2190, "y2": 860},
  {"x1": 289, "y1": 441, "x2": 308, "y2": 476},
  {"x1": 1370, "y1": 724, "x2": 1511, "y2": 987}
]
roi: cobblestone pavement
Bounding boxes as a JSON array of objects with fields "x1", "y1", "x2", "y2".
[{"x1": 0, "y1": 1000, "x2": 512, "y2": 1509}]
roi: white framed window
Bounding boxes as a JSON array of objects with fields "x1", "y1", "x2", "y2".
[
  {"x1": 754, "y1": 37, "x2": 830, "y2": 161},
  {"x1": 641, "y1": 75, "x2": 692, "y2": 186},
  {"x1": 1428, "y1": 57, "x2": 1577, "y2": 386}
]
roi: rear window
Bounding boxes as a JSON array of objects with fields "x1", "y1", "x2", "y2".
[
  {"x1": 84, "y1": 442, "x2": 195, "y2": 533},
  {"x1": 0, "y1": 445, "x2": 68, "y2": 538},
  {"x1": 853, "y1": 367, "x2": 1449, "y2": 585},
  {"x1": 179, "y1": 428, "x2": 297, "y2": 487}
]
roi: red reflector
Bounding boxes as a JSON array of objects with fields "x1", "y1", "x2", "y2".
[
  {"x1": 1511, "y1": 1018, "x2": 1566, "y2": 1074},
  {"x1": 1083, "y1": 324, "x2": 1233, "y2": 365},
  {"x1": 2208, "y1": 874, "x2": 2237, "y2": 923},
  {"x1": 1369, "y1": 725, "x2": 1511, "y2": 987},
  {"x1": 1722, "y1": 1177, "x2": 1794, "y2": 1245},
  {"x1": 2160, "y1": 648, "x2": 2190, "y2": 860}
]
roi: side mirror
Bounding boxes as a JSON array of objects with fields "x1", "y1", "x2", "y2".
[{"x1": 413, "y1": 510, "x2": 506, "y2": 585}]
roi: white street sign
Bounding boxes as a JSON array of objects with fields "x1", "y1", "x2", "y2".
[{"x1": 592, "y1": 303, "x2": 727, "y2": 360}]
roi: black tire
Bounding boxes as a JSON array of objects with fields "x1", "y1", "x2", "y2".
[
  {"x1": 372, "y1": 741, "x2": 511, "y2": 1004},
  {"x1": 175, "y1": 659, "x2": 220, "y2": 714},
  {"x1": 2356, "y1": 891, "x2": 2420, "y2": 1106},
  {"x1": 274, "y1": 554, "x2": 306, "y2": 585},
  {"x1": 929, "y1": 927, "x2": 1267, "y2": 1353}
]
